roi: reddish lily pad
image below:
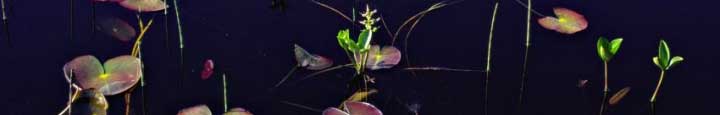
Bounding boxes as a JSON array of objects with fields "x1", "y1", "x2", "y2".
[
  {"x1": 366, "y1": 45, "x2": 401, "y2": 70},
  {"x1": 323, "y1": 102, "x2": 382, "y2": 115},
  {"x1": 538, "y1": 7, "x2": 588, "y2": 34},
  {"x1": 96, "y1": 17, "x2": 136, "y2": 43},
  {"x1": 64, "y1": 55, "x2": 142, "y2": 95},
  {"x1": 177, "y1": 105, "x2": 212, "y2": 115},
  {"x1": 119, "y1": 0, "x2": 168, "y2": 12},
  {"x1": 201, "y1": 59, "x2": 214, "y2": 80}
]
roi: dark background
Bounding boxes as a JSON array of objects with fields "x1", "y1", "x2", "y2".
[{"x1": 1, "y1": 0, "x2": 718, "y2": 114}]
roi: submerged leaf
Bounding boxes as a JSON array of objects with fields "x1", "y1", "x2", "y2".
[
  {"x1": 96, "y1": 17, "x2": 136, "y2": 42},
  {"x1": 294, "y1": 44, "x2": 333, "y2": 70},
  {"x1": 347, "y1": 89, "x2": 378, "y2": 102},
  {"x1": 71, "y1": 89, "x2": 108, "y2": 115},
  {"x1": 609, "y1": 87, "x2": 631, "y2": 106}
]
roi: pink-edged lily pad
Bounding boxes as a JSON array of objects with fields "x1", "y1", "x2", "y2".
[
  {"x1": 94, "y1": 0, "x2": 126, "y2": 2},
  {"x1": 294, "y1": 44, "x2": 333, "y2": 70},
  {"x1": 63, "y1": 55, "x2": 142, "y2": 95},
  {"x1": 366, "y1": 45, "x2": 401, "y2": 70},
  {"x1": 223, "y1": 107, "x2": 254, "y2": 115},
  {"x1": 96, "y1": 17, "x2": 136, "y2": 43},
  {"x1": 177, "y1": 105, "x2": 212, "y2": 115},
  {"x1": 538, "y1": 7, "x2": 588, "y2": 34},
  {"x1": 201, "y1": 59, "x2": 214, "y2": 80},
  {"x1": 119, "y1": 0, "x2": 168, "y2": 12},
  {"x1": 323, "y1": 101, "x2": 382, "y2": 115}
]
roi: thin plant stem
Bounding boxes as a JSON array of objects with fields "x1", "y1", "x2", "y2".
[
  {"x1": 599, "y1": 90, "x2": 607, "y2": 115},
  {"x1": 1, "y1": 0, "x2": 10, "y2": 47},
  {"x1": 512, "y1": 0, "x2": 545, "y2": 17},
  {"x1": 173, "y1": 0, "x2": 185, "y2": 67},
  {"x1": 58, "y1": 85, "x2": 81, "y2": 115},
  {"x1": 274, "y1": 66, "x2": 298, "y2": 87},
  {"x1": 280, "y1": 100, "x2": 323, "y2": 112},
  {"x1": 484, "y1": 2, "x2": 499, "y2": 115},
  {"x1": 301, "y1": 64, "x2": 354, "y2": 80},
  {"x1": 518, "y1": 0, "x2": 532, "y2": 109},
  {"x1": 310, "y1": 0, "x2": 356, "y2": 25},
  {"x1": 131, "y1": 17, "x2": 155, "y2": 57},
  {"x1": 598, "y1": 62, "x2": 609, "y2": 115},
  {"x1": 403, "y1": 67, "x2": 484, "y2": 72},
  {"x1": 223, "y1": 73, "x2": 228, "y2": 112},
  {"x1": 650, "y1": 70, "x2": 665, "y2": 102},
  {"x1": 90, "y1": 1, "x2": 96, "y2": 39}
]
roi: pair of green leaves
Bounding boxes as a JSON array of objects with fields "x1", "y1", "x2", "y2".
[
  {"x1": 337, "y1": 29, "x2": 373, "y2": 53},
  {"x1": 653, "y1": 40, "x2": 684, "y2": 71},
  {"x1": 597, "y1": 37, "x2": 624, "y2": 62}
]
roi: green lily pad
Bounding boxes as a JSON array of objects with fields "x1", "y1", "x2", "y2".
[{"x1": 64, "y1": 55, "x2": 142, "y2": 95}]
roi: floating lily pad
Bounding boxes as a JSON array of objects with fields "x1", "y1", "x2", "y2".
[
  {"x1": 201, "y1": 59, "x2": 214, "y2": 80},
  {"x1": 64, "y1": 55, "x2": 142, "y2": 95},
  {"x1": 178, "y1": 105, "x2": 212, "y2": 115},
  {"x1": 223, "y1": 107, "x2": 254, "y2": 115},
  {"x1": 323, "y1": 101, "x2": 382, "y2": 115},
  {"x1": 96, "y1": 17, "x2": 136, "y2": 43},
  {"x1": 119, "y1": 0, "x2": 168, "y2": 12},
  {"x1": 538, "y1": 7, "x2": 588, "y2": 34},
  {"x1": 366, "y1": 45, "x2": 401, "y2": 70},
  {"x1": 294, "y1": 44, "x2": 333, "y2": 70}
]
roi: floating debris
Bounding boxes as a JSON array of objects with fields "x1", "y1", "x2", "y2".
[
  {"x1": 201, "y1": 59, "x2": 214, "y2": 80},
  {"x1": 609, "y1": 87, "x2": 631, "y2": 106}
]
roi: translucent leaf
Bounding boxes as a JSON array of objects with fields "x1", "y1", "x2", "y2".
[
  {"x1": 658, "y1": 40, "x2": 671, "y2": 69},
  {"x1": 119, "y1": 0, "x2": 168, "y2": 12},
  {"x1": 96, "y1": 17, "x2": 136, "y2": 43},
  {"x1": 64, "y1": 55, "x2": 104, "y2": 89},
  {"x1": 597, "y1": 37, "x2": 610, "y2": 61},
  {"x1": 101, "y1": 55, "x2": 142, "y2": 95},
  {"x1": 345, "y1": 102, "x2": 382, "y2": 115},
  {"x1": 347, "y1": 89, "x2": 378, "y2": 102},
  {"x1": 609, "y1": 38, "x2": 623, "y2": 55},
  {"x1": 294, "y1": 44, "x2": 334, "y2": 70},
  {"x1": 366, "y1": 45, "x2": 402, "y2": 70},
  {"x1": 537, "y1": 8, "x2": 588, "y2": 34},
  {"x1": 609, "y1": 87, "x2": 631, "y2": 106},
  {"x1": 667, "y1": 56, "x2": 684, "y2": 70},
  {"x1": 178, "y1": 105, "x2": 212, "y2": 115}
]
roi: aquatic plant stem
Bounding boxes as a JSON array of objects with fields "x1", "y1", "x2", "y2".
[
  {"x1": 1, "y1": 0, "x2": 10, "y2": 47},
  {"x1": 58, "y1": 85, "x2": 81, "y2": 115},
  {"x1": 518, "y1": 0, "x2": 532, "y2": 109},
  {"x1": 173, "y1": 0, "x2": 185, "y2": 67},
  {"x1": 90, "y1": 1, "x2": 95, "y2": 39},
  {"x1": 650, "y1": 70, "x2": 665, "y2": 102},
  {"x1": 599, "y1": 62, "x2": 609, "y2": 115},
  {"x1": 223, "y1": 73, "x2": 228, "y2": 112},
  {"x1": 484, "y1": 2, "x2": 499, "y2": 115},
  {"x1": 274, "y1": 66, "x2": 298, "y2": 87}
]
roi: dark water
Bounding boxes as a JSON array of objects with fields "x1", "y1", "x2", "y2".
[{"x1": 1, "y1": 0, "x2": 718, "y2": 114}]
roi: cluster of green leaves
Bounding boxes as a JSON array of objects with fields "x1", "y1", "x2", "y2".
[
  {"x1": 337, "y1": 5, "x2": 379, "y2": 54},
  {"x1": 652, "y1": 40, "x2": 684, "y2": 71},
  {"x1": 597, "y1": 37, "x2": 624, "y2": 62}
]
